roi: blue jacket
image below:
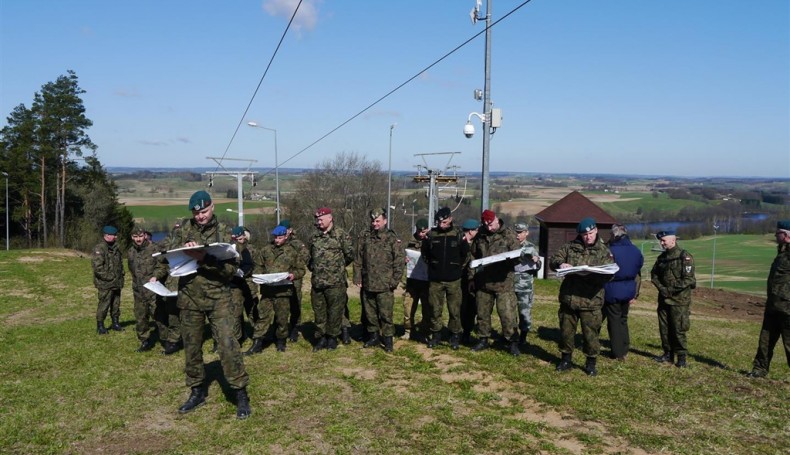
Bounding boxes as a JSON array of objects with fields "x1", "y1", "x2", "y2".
[{"x1": 604, "y1": 235, "x2": 644, "y2": 304}]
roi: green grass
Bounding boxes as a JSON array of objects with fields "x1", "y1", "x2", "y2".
[
  {"x1": 597, "y1": 191, "x2": 710, "y2": 214},
  {"x1": 0, "y1": 249, "x2": 787, "y2": 454},
  {"x1": 125, "y1": 201, "x2": 274, "y2": 227}
]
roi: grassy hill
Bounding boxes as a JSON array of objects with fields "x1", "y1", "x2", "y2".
[{"x1": 1, "y1": 249, "x2": 787, "y2": 454}]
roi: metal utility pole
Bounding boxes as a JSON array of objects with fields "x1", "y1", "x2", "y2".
[
  {"x1": 206, "y1": 157, "x2": 258, "y2": 227},
  {"x1": 412, "y1": 152, "x2": 460, "y2": 227},
  {"x1": 387, "y1": 124, "x2": 396, "y2": 228}
]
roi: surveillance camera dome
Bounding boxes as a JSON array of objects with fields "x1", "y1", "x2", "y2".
[{"x1": 463, "y1": 122, "x2": 475, "y2": 138}]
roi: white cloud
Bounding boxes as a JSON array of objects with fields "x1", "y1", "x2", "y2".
[{"x1": 263, "y1": 0, "x2": 321, "y2": 32}]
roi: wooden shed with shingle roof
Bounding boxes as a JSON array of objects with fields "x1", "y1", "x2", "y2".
[{"x1": 533, "y1": 191, "x2": 619, "y2": 279}]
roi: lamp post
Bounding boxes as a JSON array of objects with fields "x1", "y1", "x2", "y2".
[
  {"x1": 247, "y1": 122, "x2": 280, "y2": 224},
  {"x1": 710, "y1": 223, "x2": 719, "y2": 288},
  {"x1": 387, "y1": 124, "x2": 396, "y2": 228},
  {"x1": 2, "y1": 171, "x2": 7, "y2": 251}
]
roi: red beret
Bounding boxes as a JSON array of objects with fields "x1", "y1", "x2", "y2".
[
  {"x1": 481, "y1": 209, "x2": 496, "y2": 223},
  {"x1": 315, "y1": 207, "x2": 332, "y2": 217}
]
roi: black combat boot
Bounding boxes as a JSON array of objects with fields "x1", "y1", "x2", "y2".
[
  {"x1": 746, "y1": 369, "x2": 767, "y2": 379},
  {"x1": 136, "y1": 338, "x2": 155, "y2": 353},
  {"x1": 449, "y1": 333, "x2": 461, "y2": 350},
  {"x1": 244, "y1": 338, "x2": 265, "y2": 356},
  {"x1": 471, "y1": 337, "x2": 489, "y2": 352},
  {"x1": 312, "y1": 336, "x2": 327, "y2": 352},
  {"x1": 675, "y1": 354, "x2": 687, "y2": 368},
  {"x1": 326, "y1": 336, "x2": 338, "y2": 350},
  {"x1": 110, "y1": 317, "x2": 124, "y2": 332},
  {"x1": 97, "y1": 321, "x2": 109, "y2": 335},
  {"x1": 178, "y1": 386, "x2": 206, "y2": 414},
  {"x1": 364, "y1": 332, "x2": 380, "y2": 348},
  {"x1": 584, "y1": 357, "x2": 598, "y2": 376},
  {"x1": 556, "y1": 353, "x2": 573, "y2": 372},
  {"x1": 288, "y1": 327, "x2": 299, "y2": 343},
  {"x1": 162, "y1": 340, "x2": 182, "y2": 355},
  {"x1": 383, "y1": 336, "x2": 394, "y2": 352},
  {"x1": 275, "y1": 338, "x2": 286, "y2": 352},
  {"x1": 341, "y1": 327, "x2": 351, "y2": 345},
  {"x1": 427, "y1": 331, "x2": 442, "y2": 349},
  {"x1": 461, "y1": 331, "x2": 472, "y2": 346},
  {"x1": 519, "y1": 330, "x2": 528, "y2": 345},
  {"x1": 235, "y1": 388, "x2": 251, "y2": 420},
  {"x1": 509, "y1": 336, "x2": 521, "y2": 357},
  {"x1": 653, "y1": 351, "x2": 673, "y2": 364}
]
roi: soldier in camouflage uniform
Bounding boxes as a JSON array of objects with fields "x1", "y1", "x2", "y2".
[
  {"x1": 421, "y1": 207, "x2": 467, "y2": 350},
  {"x1": 549, "y1": 217, "x2": 614, "y2": 376},
  {"x1": 168, "y1": 191, "x2": 250, "y2": 420},
  {"x1": 152, "y1": 228, "x2": 183, "y2": 355},
  {"x1": 513, "y1": 222, "x2": 541, "y2": 345},
  {"x1": 228, "y1": 226, "x2": 255, "y2": 347},
  {"x1": 281, "y1": 219, "x2": 309, "y2": 342},
  {"x1": 650, "y1": 230, "x2": 696, "y2": 368},
  {"x1": 747, "y1": 220, "x2": 790, "y2": 378},
  {"x1": 460, "y1": 219, "x2": 480, "y2": 345},
  {"x1": 92, "y1": 225, "x2": 125, "y2": 334},
  {"x1": 309, "y1": 207, "x2": 354, "y2": 351},
  {"x1": 469, "y1": 210, "x2": 522, "y2": 356},
  {"x1": 354, "y1": 208, "x2": 405, "y2": 352},
  {"x1": 128, "y1": 224, "x2": 160, "y2": 352},
  {"x1": 403, "y1": 219, "x2": 430, "y2": 340},
  {"x1": 251, "y1": 225, "x2": 306, "y2": 352}
]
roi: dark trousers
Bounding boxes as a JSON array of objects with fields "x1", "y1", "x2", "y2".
[
  {"x1": 752, "y1": 308, "x2": 790, "y2": 374},
  {"x1": 602, "y1": 300, "x2": 631, "y2": 358}
]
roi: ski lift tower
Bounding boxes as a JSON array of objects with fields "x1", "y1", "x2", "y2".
[
  {"x1": 205, "y1": 157, "x2": 258, "y2": 227},
  {"x1": 412, "y1": 152, "x2": 461, "y2": 227}
]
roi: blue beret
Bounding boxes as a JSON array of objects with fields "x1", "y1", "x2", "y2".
[
  {"x1": 777, "y1": 220, "x2": 790, "y2": 231},
  {"x1": 576, "y1": 217, "x2": 597, "y2": 233},
  {"x1": 231, "y1": 226, "x2": 245, "y2": 237},
  {"x1": 271, "y1": 225, "x2": 288, "y2": 236},
  {"x1": 188, "y1": 190, "x2": 212, "y2": 211},
  {"x1": 462, "y1": 219, "x2": 480, "y2": 231},
  {"x1": 656, "y1": 230, "x2": 676, "y2": 239},
  {"x1": 415, "y1": 218, "x2": 429, "y2": 230},
  {"x1": 279, "y1": 219, "x2": 291, "y2": 229},
  {"x1": 102, "y1": 225, "x2": 118, "y2": 235}
]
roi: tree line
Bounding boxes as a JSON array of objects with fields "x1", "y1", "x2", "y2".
[{"x1": 0, "y1": 71, "x2": 133, "y2": 252}]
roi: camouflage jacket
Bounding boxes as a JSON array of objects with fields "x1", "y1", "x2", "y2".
[
  {"x1": 127, "y1": 239, "x2": 160, "y2": 292},
  {"x1": 231, "y1": 241, "x2": 257, "y2": 297},
  {"x1": 353, "y1": 228, "x2": 405, "y2": 292},
  {"x1": 767, "y1": 242, "x2": 790, "y2": 315},
  {"x1": 286, "y1": 236, "x2": 310, "y2": 279},
  {"x1": 549, "y1": 236, "x2": 614, "y2": 310},
  {"x1": 92, "y1": 240, "x2": 124, "y2": 290},
  {"x1": 469, "y1": 220, "x2": 521, "y2": 292},
  {"x1": 514, "y1": 240, "x2": 540, "y2": 292},
  {"x1": 309, "y1": 226, "x2": 354, "y2": 289},
  {"x1": 254, "y1": 241, "x2": 306, "y2": 298},
  {"x1": 167, "y1": 215, "x2": 237, "y2": 311},
  {"x1": 650, "y1": 245, "x2": 696, "y2": 306}
]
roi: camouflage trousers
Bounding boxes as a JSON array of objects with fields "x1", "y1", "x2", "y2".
[
  {"x1": 132, "y1": 288, "x2": 157, "y2": 342},
  {"x1": 657, "y1": 302, "x2": 690, "y2": 356},
  {"x1": 514, "y1": 272, "x2": 535, "y2": 334},
  {"x1": 250, "y1": 292, "x2": 274, "y2": 340},
  {"x1": 476, "y1": 289, "x2": 519, "y2": 341},
  {"x1": 180, "y1": 303, "x2": 249, "y2": 390},
  {"x1": 156, "y1": 297, "x2": 181, "y2": 344},
  {"x1": 752, "y1": 308, "x2": 790, "y2": 374},
  {"x1": 558, "y1": 305, "x2": 602, "y2": 357},
  {"x1": 263, "y1": 295, "x2": 291, "y2": 341},
  {"x1": 311, "y1": 286, "x2": 347, "y2": 338},
  {"x1": 289, "y1": 278, "x2": 303, "y2": 329},
  {"x1": 96, "y1": 288, "x2": 121, "y2": 323},
  {"x1": 404, "y1": 279, "x2": 430, "y2": 331},
  {"x1": 363, "y1": 290, "x2": 395, "y2": 337},
  {"x1": 428, "y1": 279, "x2": 463, "y2": 334}
]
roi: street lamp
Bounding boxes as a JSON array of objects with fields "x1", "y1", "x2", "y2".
[
  {"x1": 710, "y1": 223, "x2": 719, "y2": 288},
  {"x1": 247, "y1": 122, "x2": 280, "y2": 224},
  {"x1": 2, "y1": 171, "x2": 7, "y2": 251},
  {"x1": 387, "y1": 124, "x2": 396, "y2": 228}
]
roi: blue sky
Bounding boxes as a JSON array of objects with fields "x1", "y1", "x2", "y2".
[{"x1": 1, "y1": 0, "x2": 788, "y2": 178}]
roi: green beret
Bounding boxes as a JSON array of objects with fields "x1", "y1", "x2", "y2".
[
  {"x1": 656, "y1": 230, "x2": 676, "y2": 239},
  {"x1": 102, "y1": 225, "x2": 118, "y2": 235},
  {"x1": 188, "y1": 190, "x2": 212, "y2": 211},
  {"x1": 415, "y1": 219, "x2": 429, "y2": 230},
  {"x1": 462, "y1": 219, "x2": 480, "y2": 231},
  {"x1": 777, "y1": 220, "x2": 790, "y2": 231},
  {"x1": 576, "y1": 217, "x2": 597, "y2": 233},
  {"x1": 231, "y1": 226, "x2": 246, "y2": 237}
]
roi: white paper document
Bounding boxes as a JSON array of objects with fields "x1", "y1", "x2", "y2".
[
  {"x1": 152, "y1": 243, "x2": 239, "y2": 277},
  {"x1": 554, "y1": 263, "x2": 620, "y2": 278},
  {"x1": 470, "y1": 249, "x2": 522, "y2": 269},
  {"x1": 252, "y1": 273, "x2": 291, "y2": 286},
  {"x1": 405, "y1": 249, "x2": 428, "y2": 281},
  {"x1": 143, "y1": 280, "x2": 178, "y2": 297}
]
